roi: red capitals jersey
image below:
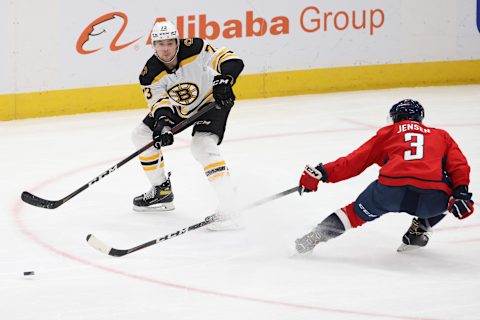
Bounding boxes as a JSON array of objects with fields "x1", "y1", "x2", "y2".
[{"x1": 323, "y1": 120, "x2": 470, "y2": 195}]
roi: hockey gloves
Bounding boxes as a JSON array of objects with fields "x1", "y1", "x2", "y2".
[
  {"x1": 153, "y1": 128, "x2": 173, "y2": 149},
  {"x1": 299, "y1": 164, "x2": 327, "y2": 195},
  {"x1": 448, "y1": 185, "x2": 474, "y2": 219},
  {"x1": 212, "y1": 74, "x2": 235, "y2": 109},
  {"x1": 152, "y1": 115, "x2": 174, "y2": 149}
]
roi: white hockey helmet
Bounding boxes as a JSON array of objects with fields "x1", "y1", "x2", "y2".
[
  {"x1": 151, "y1": 20, "x2": 180, "y2": 63},
  {"x1": 151, "y1": 20, "x2": 179, "y2": 43}
]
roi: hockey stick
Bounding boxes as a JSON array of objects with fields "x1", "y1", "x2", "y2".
[
  {"x1": 86, "y1": 186, "x2": 300, "y2": 257},
  {"x1": 21, "y1": 103, "x2": 218, "y2": 209}
]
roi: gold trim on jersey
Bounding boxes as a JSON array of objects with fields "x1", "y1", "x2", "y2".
[
  {"x1": 217, "y1": 54, "x2": 240, "y2": 75},
  {"x1": 218, "y1": 53, "x2": 239, "y2": 72},
  {"x1": 151, "y1": 97, "x2": 172, "y2": 114},
  {"x1": 152, "y1": 70, "x2": 168, "y2": 84},
  {"x1": 211, "y1": 48, "x2": 229, "y2": 72},
  {"x1": 212, "y1": 49, "x2": 240, "y2": 74}
]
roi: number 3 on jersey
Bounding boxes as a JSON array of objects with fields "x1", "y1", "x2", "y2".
[{"x1": 404, "y1": 133, "x2": 424, "y2": 160}]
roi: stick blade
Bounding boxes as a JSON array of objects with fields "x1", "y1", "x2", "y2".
[
  {"x1": 86, "y1": 234, "x2": 127, "y2": 257},
  {"x1": 21, "y1": 191, "x2": 62, "y2": 209}
]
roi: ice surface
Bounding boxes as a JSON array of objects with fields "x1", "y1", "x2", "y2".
[{"x1": 1, "y1": 85, "x2": 479, "y2": 320}]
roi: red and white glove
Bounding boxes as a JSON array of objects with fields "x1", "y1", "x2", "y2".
[
  {"x1": 299, "y1": 164, "x2": 326, "y2": 195},
  {"x1": 448, "y1": 186, "x2": 474, "y2": 220}
]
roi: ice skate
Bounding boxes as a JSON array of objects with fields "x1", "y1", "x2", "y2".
[
  {"x1": 294, "y1": 214, "x2": 347, "y2": 254},
  {"x1": 397, "y1": 218, "x2": 431, "y2": 252},
  {"x1": 295, "y1": 229, "x2": 323, "y2": 254},
  {"x1": 206, "y1": 211, "x2": 243, "y2": 231},
  {"x1": 133, "y1": 178, "x2": 174, "y2": 212}
]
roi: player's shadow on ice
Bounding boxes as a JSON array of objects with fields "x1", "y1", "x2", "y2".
[{"x1": 293, "y1": 247, "x2": 479, "y2": 277}]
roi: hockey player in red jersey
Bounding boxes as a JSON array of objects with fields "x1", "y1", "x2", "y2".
[
  {"x1": 295, "y1": 99, "x2": 474, "y2": 253},
  {"x1": 131, "y1": 20, "x2": 244, "y2": 230}
]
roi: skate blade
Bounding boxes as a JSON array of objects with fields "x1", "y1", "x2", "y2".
[
  {"x1": 397, "y1": 243, "x2": 423, "y2": 252},
  {"x1": 133, "y1": 203, "x2": 175, "y2": 212}
]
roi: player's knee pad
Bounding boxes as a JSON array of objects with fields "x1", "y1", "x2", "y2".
[
  {"x1": 131, "y1": 123, "x2": 152, "y2": 149},
  {"x1": 190, "y1": 132, "x2": 221, "y2": 165}
]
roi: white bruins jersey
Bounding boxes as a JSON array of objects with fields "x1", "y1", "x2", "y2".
[{"x1": 139, "y1": 38, "x2": 240, "y2": 118}]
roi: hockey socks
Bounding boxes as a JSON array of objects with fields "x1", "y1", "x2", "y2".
[
  {"x1": 295, "y1": 203, "x2": 366, "y2": 253},
  {"x1": 315, "y1": 213, "x2": 346, "y2": 241},
  {"x1": 313, "y1": 201, "x2": 367, "y2": 243}
]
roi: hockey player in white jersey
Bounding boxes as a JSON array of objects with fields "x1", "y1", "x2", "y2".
[{"x1": 131, "y1": 20, "x2": 244, "y2": 231}]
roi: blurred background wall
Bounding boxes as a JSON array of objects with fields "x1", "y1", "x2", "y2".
[{"x1": 1, "y1": 0, "x2": 479, "y2": 120}]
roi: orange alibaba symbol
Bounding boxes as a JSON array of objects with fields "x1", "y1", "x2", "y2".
[{"x1": 76, "y1": 12, "x2": 142, "y2": 54}]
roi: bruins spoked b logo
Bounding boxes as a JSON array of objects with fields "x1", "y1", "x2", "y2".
[{"x1": 168, "y1": 83, "x2": 199, "y2": 106}]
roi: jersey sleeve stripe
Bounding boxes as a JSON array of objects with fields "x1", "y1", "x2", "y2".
[
  {"x1": 217, "y1": 52, "x2": 240, "y2": 73},
  {"x1": 211, "y1": 48, "x2": 230, "y2": 72}
]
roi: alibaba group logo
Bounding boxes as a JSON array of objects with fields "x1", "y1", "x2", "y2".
[{"x1": 76, "y1": 12, "x2": 142, "y2": 54}]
